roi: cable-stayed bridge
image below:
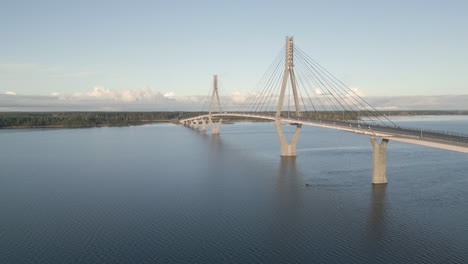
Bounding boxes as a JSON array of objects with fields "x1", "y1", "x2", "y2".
[{"x1": 180, "y1": 37, "x2": 468, "y2": 184}]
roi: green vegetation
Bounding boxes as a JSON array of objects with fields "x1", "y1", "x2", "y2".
[
  {"x1": 384, "y1": 110, "x2": 468, "y2": 116},
  {"x1": 0, "y1": 112, "x2": 187, "y2": 128},
  {"x1": 1, "y1": 110, "x2": 467, "y2": 129}
]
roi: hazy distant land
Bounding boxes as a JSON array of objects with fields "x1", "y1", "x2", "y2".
[{"x1": 1, "y1": 111, "x2": 468, "y2": 129}]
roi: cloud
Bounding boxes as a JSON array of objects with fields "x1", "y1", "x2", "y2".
[
  {"x1": 0, "y1": 86, "x2": 194, "y2": 111},
  {"x1": 347, "y1": 87, "x2": 365, "y2": 97},
  {"x1": 163, "y1": 92, "x2": 176, "y2": 98},
  {"x1": 365, "y1": 95, "x2": 468, "y2": 110},
  {"x1": 1, "y1": 86, "x2": 468, "y2": 111},
  {"x1": 65, "y1": 86, "x2": 168, "y2": 102},
  {"x1": 229, "y1": 91, "x2": 250, "y2": 103}
]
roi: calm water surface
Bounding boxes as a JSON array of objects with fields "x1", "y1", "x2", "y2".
[{"x1": 1, "y1": 116, "x2": 468, "y2": 263}]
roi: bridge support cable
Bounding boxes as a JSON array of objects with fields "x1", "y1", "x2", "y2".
[
  {"x1": 295, "y1": 72, "x2": 312, "y2": 116},
  {"x1": 240, "y1": 47, "x2": 285, "y2": 114},
  {"x1": 297, "y1": 46, "x2": 395, "y2": 125},
  {"x1": 297, "y1": 63, "x2": 332, "y2": 118},
  {"x1": 294, "y1": 58, "x2": 340, "y2": 116},
  {"x1": 196, "y1": 78, "x2": 215, "y2": 121},
  {"x1": 294, "y1": 47, "x2": 361, "y2": 113},
  {"x1": 252, "y1": 57, "x2": 282, "y2": 113},
  {"x1": 255, "y1": 56, "x2": 285, "y2": 114},
  {"x1": 293, "y1": 49, "x2": 347, "y2": 115},
  {"x1": 257, "y1": 57, "x2": 285, "y2": 113},
  {"x1": 250, "y1": 51, "x2": 284, "y2": 114},
  {"x1": 294, "y1": 49, "x2": 362, "y2": 123},
  {"x1": 296, "y1": 72, "x2": 319, "y2": 118},
  {"x1": 295, "y1": 47, "x2": 377, "y2": 125},
  {"x1": 294, "y1": 46, "x2": 397, "y2": 127},
  {"x1": 371, "y1": 137, "x2": 389, "y2": 184}
]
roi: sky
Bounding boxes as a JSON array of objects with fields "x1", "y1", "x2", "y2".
[{"x1": 1, "y1": 0, "x2": 467, "y2": 110}]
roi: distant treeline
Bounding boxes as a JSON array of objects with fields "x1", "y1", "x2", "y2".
[
  {"x1": 0, "y1": 110, "x2": 467, "y2": 128},
  {"x1": 384, "y1": 110, "x2": 468, "y2": 116},
  {"x1": 0, "y1": 112, "x2": 186, "y2": 128}
]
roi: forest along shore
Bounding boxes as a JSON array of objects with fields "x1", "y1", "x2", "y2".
[
  {"x1": 1, "y1": 111, "x2": 468, "y2": 129},
  {"x1": 0, "y1": 112, "x2": 180, "y2": 129}
]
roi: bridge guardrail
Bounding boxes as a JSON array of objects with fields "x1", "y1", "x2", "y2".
[{"x1": 181, "y1": 112, "x2": 468, "y2": 144}]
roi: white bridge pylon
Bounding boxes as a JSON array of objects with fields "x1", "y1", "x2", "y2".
[
  {"x1": 275, "y1": 36, "x2": 302, "y2": 157},
  {"x1": 208, "y1": 74, "x2": 222, "y2": 134}
]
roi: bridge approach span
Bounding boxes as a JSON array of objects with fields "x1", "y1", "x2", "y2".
[{"x1": 181, "y1": 113, "x2": 468, "y2": 154}]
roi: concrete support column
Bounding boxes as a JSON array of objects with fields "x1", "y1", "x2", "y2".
[
  {"x1": 370, "y1": 137, "x2": 389, "y2": 184},
  {"x1": 209, "y1": 118, "x2": 222, "y2": 135},
  {"x1": 195, "y1": 120, "x2": 199, "y2": 130},
  {"x1": 275, "y1": 121, "x2": 302, "y2": 157},
  {"x1": 201, "y1": 119, "x2": 207, "y2": 132}
]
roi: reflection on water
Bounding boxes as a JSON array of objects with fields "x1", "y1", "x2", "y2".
[
  {"x1": 275, "y1": 157, "x2": 302, "y2": 199},
  {"x1": 367, "y1": 184, "x2": 388, "y2": 246},
  {"x1": 274, "y1": 156, "x2": 303, "y2": 215}
]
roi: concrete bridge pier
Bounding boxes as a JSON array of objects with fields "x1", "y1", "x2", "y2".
[
  {"x1": 371, "y1": 137, "x2": 389, "y2": 184},
  {"x1": 201, "y1": 119, "x2": 207, "y2": 132},
  {"x1": 195, "y1": 120, "x2": 199, "y2": 130},
  {"x1": 209, "y1": 118, "x2": 222, "y2": 135},
  {"x1": 275, "y1": 121, "x2": 302, "y2": 157}
]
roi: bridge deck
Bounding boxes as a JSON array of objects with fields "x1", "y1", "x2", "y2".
[{"x1": 181, "y1": 113, "x2": 468, "y2": 153}]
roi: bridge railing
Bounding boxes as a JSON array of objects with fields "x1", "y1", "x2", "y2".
[{"x1": 182, "y1": 112, "x2": 468, "y2": 143}]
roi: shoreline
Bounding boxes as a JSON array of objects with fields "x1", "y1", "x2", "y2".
[
  {"x1": 3, "y1": 114, "x2": 468, "y2": 129},
  {"x1": 0, "y1": 119, "x2": 274, "y2": 129},
  {"x1": 2, "y1": 120, "x2": 171, "y2": 129}
]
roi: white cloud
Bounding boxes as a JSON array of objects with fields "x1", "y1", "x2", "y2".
[
  {"x1": 1, "y1": 86, "x2": 468, "y2": 111},
  {"x1": 314, "y1": 88, "x2": 323, "y2": 95},
  {"x1": 68, "y1": 86, "x2": 165, "y2": 102},
  {"x1": 164, "y1": 92, "x2": 176, "y2": 98},
  {"x1": 229, "y1": 91, "x2": 250, "y2": 103},
  {"x1": 347, "y1": 87, "x2": 365, "y2": 97}
]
